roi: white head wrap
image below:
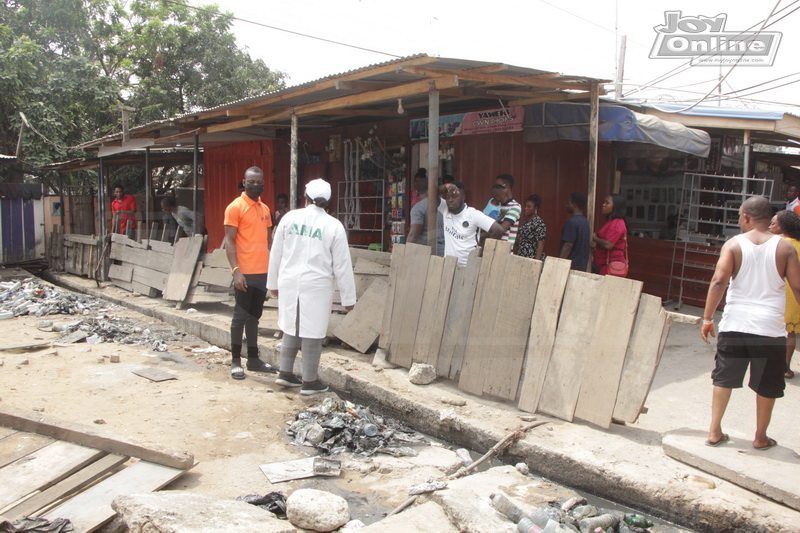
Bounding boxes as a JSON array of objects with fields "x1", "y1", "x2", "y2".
[{"x1": 305, "y1": 179, "x2": 331, "y2": 201}]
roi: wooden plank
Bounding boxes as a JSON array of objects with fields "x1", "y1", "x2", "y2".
[
  {"x1": 110, "y1": 233, "x2": 145, "y2": 249},
  {"x1": 0, "y1": 342, "x2": 50, "y2": 352},
  {"x1": 64, "y1": 234, "x2": 99, "y2": 246},
  {"x1": 197, "y1": 266, "x2": 232, "y2": 288},
  {"x1": 43, "y1": 460, "x2": 186, "y2": 533},
  {"x1": 132, "y1": 265, "x2": 169, "y2": 291},
  {"x1": 438, "y1": 248, "x2": 482, "y2": 379},
  {"x1": 111, "y1": 278, "x2": 134, "y2": 292},
  {"x1": 6, "y1": 453, "x2": 128, "y2": 521},
  {"x1": 482, "y1": 254, "x2": 541, "y2": 401},
  {"x1": 142, "y1": 239, "x2": 174, "y2": 254},
  {"x1": 350, "y1": 247, "x2": 392, "y2": 267},
  {"x1": 0, "y1": 405, "x2": 194, "y2": 470},
  {"x1": 200, "y1": 249, "x2": 229, "y2": 269},
  {"x1": 517, "y1": 257, "x2": 572, "y2": 413},
  {"x1": 412, "y1": 256, "x2": 457, "y2": 367},
  {"x1": 163, "y1": 235, "x2": 205, "y2": 301},
  {"x1": 109, "y1": 245, "x2": 172, "y2": 273},
  {"x1": 0, "y1": 441, "x2": 105, "y2": 510},
  {"x1": 0, "y1": 432, "x2": 53, "y2": 469},
  {"x1": 132, "y1": 368, "x2": 178, "y2": 382},
  {"x1": 354, "y1": 273, "x2": 382, "y2": 299},
  {"x1": 458, "y1": 239, "x2": 510, "y2": 395},
  {"x1": 108, "y1": 263, "x2": 133, "y2": 283},
  {"x1": 354, "y1": 257, "x2": 390, "y2": 276},
  {"x1": 333, "y1": 278, "x2": 388, "y2": 353},
  {"x1": 612, "y1": 294, "x2": 669, "y2": 423},
  {"x1": 574, "y1": 276, "x2": 643, "y2": 428},
  {"x1": 184, "y1": 286, "x2": 230, "y2": 303},
  {"x1": 387, "y1": 243, "x2": 431, "y2": 367},
  {"x1": 378, "y1": 244, "x2": 405, "y2": 350},
  {"x1": 537, "y1": 271, "x2": 604, "y2": 422}
]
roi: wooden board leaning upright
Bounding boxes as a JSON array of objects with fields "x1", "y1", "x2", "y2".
[
  {"x1": 573, "y1": 275, "x2": 643, "y2": 428},
  {"x1": 437, "y1": 248, "x2": 482, "y2": 379},
  {"x1": 481, "y1": 253, "x2": 542, "y2": 401},
  {"x1": 387, "y1": 243, "x2": 431, "y2": 367},
  {"x1": 517, "y1": 257, "x2": 571, "y2": 413},
  {"x1": 458, "y1": 239, "x2": 511, "y2": 395},
  {"x1": 378, "y1": 244, "x2": 405, "y2": 351},
  {"x1": 537, "y1": 270, "x2": 604, "y2": 422},
  {"x1": 412, "y1": 255, "x2": 458, "y2": 367},
  {"x1": 612, "y1": 293, "x2": 671, "y2": 423},
  {"x1": 163, "y1": 234, "x2": 205, "y2": 301}
]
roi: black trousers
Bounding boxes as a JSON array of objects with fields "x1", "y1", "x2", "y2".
[{"x1": 230, "y1": 273, "x2": 267, "y2": 352}]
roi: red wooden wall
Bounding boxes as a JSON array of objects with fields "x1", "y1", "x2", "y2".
[{"x1": 204, "y1": 140, "x2": 275, "y2": 251}]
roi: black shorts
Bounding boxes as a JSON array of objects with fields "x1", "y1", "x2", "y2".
[{"x1": 712, "y1": 331, "x2": 785, "y2": 398}]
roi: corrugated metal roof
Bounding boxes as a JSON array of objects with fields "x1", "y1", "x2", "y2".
[
  {"x1": 625, "y1": 100, "x2": 785, "y2": 121},
  {"x1": 0, "y1": 154, "x2": 17, "y2": 159}
]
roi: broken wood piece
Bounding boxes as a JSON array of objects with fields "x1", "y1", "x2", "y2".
[
  {"x1": 59, "y1": 331, "x2": 88, "y2": 344},
  {"x1": 665, "y1": 311, "x2": 701, "y2": 324},
  {"x1": 132, "y1": 368, "x2": 178, "y2": 382},
  {"x1": 0, "y1": 405, "x2": 194, "y2": 470},
  {"x1": 0, "y1": 342, "x2": 50, "y2": 352},
  {"x1": 259, "y1": 457, "x2": 342, "y2": 483}
]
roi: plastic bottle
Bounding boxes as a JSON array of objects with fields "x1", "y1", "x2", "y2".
[
  {"x1": 577, "y1": 513, "x2": 619, "y2": 533},
  {"x1": 517, "y1": 517, "x2": 544, "y2": 533},
  {"x1": 528, "y1": 507, "x2": 559, "y2": 533},
  {"x1": 491, "y1": 493, "x2": 524, "y2": 523},
  {"x1": 623, "y1": 514, "x2": 653, "y2": 528}
]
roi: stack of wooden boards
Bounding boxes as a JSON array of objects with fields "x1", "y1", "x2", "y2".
[
  {"x1": 59, "y1": 232, "x2": 100, "y2": 278},
  {"x1": 0, "y1": 405, "x2": 192, "y2": 532},
  {"x1": 376, "y1": 241, "x2": 671, "y2": 429},
  {"x1": 107, "y1": 233, "x2": 232, "y2": 305}
]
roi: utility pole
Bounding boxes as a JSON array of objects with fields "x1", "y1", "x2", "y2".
[{"x1": 614, "y1": 35, "x2": 627, "y2": 99}]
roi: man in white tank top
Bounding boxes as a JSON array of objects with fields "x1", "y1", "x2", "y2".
[{"x1": 701, "y1": 196, "x2": 800, "y2": 450}]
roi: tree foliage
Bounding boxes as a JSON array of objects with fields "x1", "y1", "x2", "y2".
[{"x1": 0, "y1": 0, "x2": 286, "y2": 187}]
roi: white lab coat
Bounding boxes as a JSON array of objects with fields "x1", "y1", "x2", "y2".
[{"x1": 267, "y1": 205, "x2": 356, "y2": 339}]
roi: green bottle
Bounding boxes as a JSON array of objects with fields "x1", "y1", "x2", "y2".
[{"x1": 624, "y1": 514, "x2": 653, "y2": 528}]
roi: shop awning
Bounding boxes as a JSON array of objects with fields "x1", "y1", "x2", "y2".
[{"x1": 523, "y1": 102, "x2": 711, "y2": 157}]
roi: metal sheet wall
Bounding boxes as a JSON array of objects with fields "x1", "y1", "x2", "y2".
[
  {"x1": 204, "y1": 140, "x2": 275, "y2": 251},
  {"x1": 0, "y1": 197, "x2": 44, "y2": 265}
]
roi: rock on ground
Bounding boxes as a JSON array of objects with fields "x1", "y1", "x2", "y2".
[
  {"x1": 111, "y1": 491, "x2": 295, "y2": 533},
  {"x1": 359, "y1": 501, "x2": 458, "y2": 532},
  {"x1": 286, "y1": 488, "x2": 350, "y2": 532},
  {"x1": 408, "y1": 363, "x2": 436, "y2": 385}
]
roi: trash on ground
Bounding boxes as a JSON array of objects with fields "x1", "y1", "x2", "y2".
[
  {"x1": 236, "y1": 492, "x2": 288, "y2": 519},
  {"x1": 191, "y1": 346, "x2": 221, "y2": 354},
  {"x1": 259, "y1": 456, "x2": 342, "y2": 483},
  {"x1": 0, "y1": 278, "x2": 112, "y2": 317},
  {"x1": 491, "y1": 492, "x2": 655, "y2": 533},
  {"x1": 0, "y1": 343, "x2": 49, "y2": 352},
  {"x1": 0, "y1": 516, "x2": 74, "y2": 532},
  {"x1": 132, "y1": 368, "x2": 178, "y2": 382},
  {"x1": 287, "y1": 397, "x2": 428, "y2": 456},
  {"x1": 407, "y1": 479, "x2": 447, "y2": 495}
]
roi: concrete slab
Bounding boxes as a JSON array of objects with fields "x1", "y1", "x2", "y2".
[
  {"x1": 358, "y1": 501, "x2": 458, "y2": 533},
  {"x1": 663, "y1": 428, "x2": 800, "y2": 511}
]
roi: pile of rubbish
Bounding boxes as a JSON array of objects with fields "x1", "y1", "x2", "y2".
[
  {"x1": 0, "y1": 278, "x2": 106, "y2": 318},
  {"x1": 237, "y1": 493, "x2": 287, "y2": 519},
  {"x1": 492, "y1": 493, "x2": 655, "y2": 533},
  {"x1": 288, "y1": 398, "x2": 428, "y2": 457},
  {"x1": 60, "y1": 315, "x2": 184, "y2": 350}
]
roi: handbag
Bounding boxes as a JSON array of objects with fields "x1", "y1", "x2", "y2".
[{"x1": 606, "y1": 235, "x2": 629, "y2": 277}]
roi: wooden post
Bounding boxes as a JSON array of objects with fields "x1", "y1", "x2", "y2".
[
  {"x1": 742, "y1": 129, "x2": 751, "y2": 179},
  {"x1": 98, "y1": 158, "x2": 106, "y2": 237},
  {"x1": 192, "y1": 134, "x2": 199, "y2": 236},
  {"x1": 290, "y1": 113, "x2": 298, "y2": 209},
  {"x1": 427, "y1": 86, "x2": 440, "y2": 250},
  {"x1": 586, "y1": 83, "x2": 600, "y2": 272},
  {"x1": 145, "y1": 147, "x2": 150, "y2": 248}
]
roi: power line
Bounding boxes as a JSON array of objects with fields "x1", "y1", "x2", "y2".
[
  {"x1": 164, "y1": 0, "x2": 402, "y2": 58},
  {"x1": 624, "y1": 0, "x2": 800, "y2": 98}
]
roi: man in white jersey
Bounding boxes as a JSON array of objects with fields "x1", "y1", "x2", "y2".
[
  {"x1": 702, "y1": 196, "x2": 800, "y2": 450},
  {"x1": 438, "y1": 181, "x2": 504, "y2": 266}
]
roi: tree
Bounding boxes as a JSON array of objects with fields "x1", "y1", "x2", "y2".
[{"x1": 0, "y1": 0, "x2": 286, "y2": 187}]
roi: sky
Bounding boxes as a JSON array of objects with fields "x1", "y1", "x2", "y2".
[{"x1": 187, "y1": 0, "x2": 800, "y2": 113}]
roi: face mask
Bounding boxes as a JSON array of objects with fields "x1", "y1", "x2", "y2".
[{"x1": 245, "y1": 183, "x2": 264, "y2": 195}]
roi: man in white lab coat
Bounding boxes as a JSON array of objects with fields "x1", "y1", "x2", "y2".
[{"x1": 268, "y1": 179, "x2": 357, "y2": 395}]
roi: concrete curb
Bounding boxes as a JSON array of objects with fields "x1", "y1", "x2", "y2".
[{"x1": 42, "y1": 272, "x2": 798, "y2": 533}]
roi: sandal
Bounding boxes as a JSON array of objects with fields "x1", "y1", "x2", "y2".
[
  {"x1": 785, "y1": 370, "x2": 795, "y2": 379},
  {"x1": 705, "y1": 433, "x2": 729, "y2": 447},
  {"x1": 753, "y1": 438, "x2": 777, "y2": 451},
  {"x1": 230, "y1": 364, "x2": 245, "y2": 380}
]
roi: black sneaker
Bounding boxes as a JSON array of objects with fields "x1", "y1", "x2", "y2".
[
  {"x1": 246, "y1": 358, "x2": 277, "y2": 374},
  {"x1": 300, "y1": 380, "x2": 329, "y2": 395},
  {"x1": 275, "y1": 372, "x2": 302, "y2": 387}
]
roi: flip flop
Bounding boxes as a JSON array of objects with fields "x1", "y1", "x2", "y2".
[
  {"x1": 230, "y1": 364, "x2": 245, "y2": 380},
  {"x1": 705, "y1": 433, "x2": 729, "y2": 447},
  {"x1": 785, "y1": 370, "x2": 795, "y2": 379},
  {"x1": 753, "y1": 438, "x2": 777, "y2": 451}
]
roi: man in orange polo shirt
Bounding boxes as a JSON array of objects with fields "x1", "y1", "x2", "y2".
[{"x1": 224, "y1": 167, "x2": 276, "y2": 379}]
